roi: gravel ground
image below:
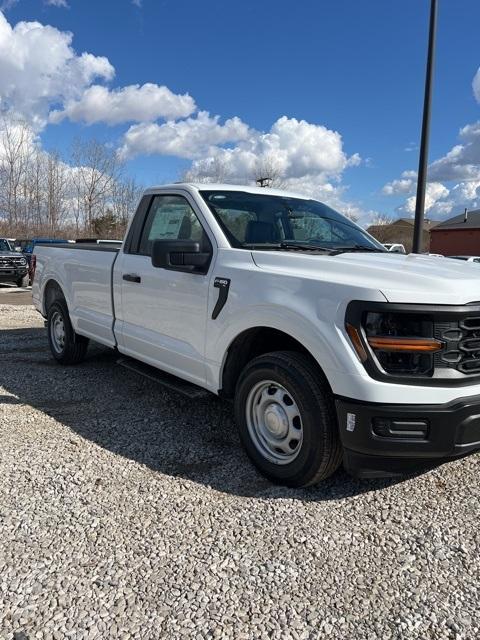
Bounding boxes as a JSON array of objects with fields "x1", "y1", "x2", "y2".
[
  {"x1": 1, "y1": 303, "x2": 479, "y2": 640},
  {"x1": 0, "y1": 285, "x2": 32, "y2": 306}
]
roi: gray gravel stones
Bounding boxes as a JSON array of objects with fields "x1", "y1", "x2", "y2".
[{"x1": 1, "y1": 303, "x2": 480, "y2": 640}]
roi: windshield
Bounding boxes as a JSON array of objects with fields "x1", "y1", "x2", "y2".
[
  {"x1": 200, "y1": 191, "x2": 384, "y2": 252},
  {"x1": 0, "y1": 239, "x2": 12, "y2": 252}
]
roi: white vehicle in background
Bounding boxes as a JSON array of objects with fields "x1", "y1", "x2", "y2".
[
  {"x1": 32, "y1": 183, "x2": 480, "y2": 487},
  {"x1": 383, "y1": 243, "x2": 406, "y2": 254},
  {"x1": 449, "y1": 255, "x2": 480, "y2": 263}
]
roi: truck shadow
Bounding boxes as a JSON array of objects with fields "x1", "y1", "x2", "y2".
[{"x1": 0, "y1": 325, "x2": 414, "y2": 501}]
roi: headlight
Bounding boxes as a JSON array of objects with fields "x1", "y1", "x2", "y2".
[
  {"x1": 345, "y1": 303, "x2": 446, "y2": 380},
  {"x1": 346, "y1": 301, "x2": 480, "y2": 383},
  {"x1": 363, "y1": 311, "x2": 442, "y2": 377},
  {"x1": 20, "y1": 258, "x2": 27, "y2": 265}
]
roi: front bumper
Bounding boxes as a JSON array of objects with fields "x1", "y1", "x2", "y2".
[
  {"x1": 336, "y1": 394, "x2": 480, "y2": 478},
  {"x1": 0, "y1": 267, "x2": 28, "y2": 282}
]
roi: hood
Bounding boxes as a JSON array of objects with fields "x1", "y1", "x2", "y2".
[
  {"x1": 0, "y1": 251, "x2": 23, "y2": 259},
  {"x1": 251, "y1": 250, "x2": 480, "y2": 305}
]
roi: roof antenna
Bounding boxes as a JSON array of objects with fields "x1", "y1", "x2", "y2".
[{"x1": 464, "y1": 207, "x2": 468, "y2": 223}]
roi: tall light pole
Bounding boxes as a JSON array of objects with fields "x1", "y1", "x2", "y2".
[{"x1": 412, "y1": 0, "x2": 438, "y2": 253}]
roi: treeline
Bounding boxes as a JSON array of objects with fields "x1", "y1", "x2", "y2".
[{"x1": 0, "y1": 119, "x2": 143, "y2": 240}]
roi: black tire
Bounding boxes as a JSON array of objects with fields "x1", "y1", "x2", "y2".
[
  {"x1": 16, "y1": 274, "x2": 29, "y2": 288},
  {"x1": 234, "y1": 351, "x2": 342, "y2": 487},
  {"x1": 47, "y1": 299, "x2": 89, "y2": 365}
]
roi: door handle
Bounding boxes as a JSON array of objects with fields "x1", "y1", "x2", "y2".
[{"x1": 123, "y1": 273, "x2": 141, "y2": 283}]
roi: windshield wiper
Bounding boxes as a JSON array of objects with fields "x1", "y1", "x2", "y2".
[
  {"x1": 279, "y1": 241, "x2": 334, "y2": 252},
  {"x1": 329, "y1": 244, "x2": 385, "y2": 255},
  {"x1": 242, "y1": 241, "x2": 333, "y2": 252},
  {"x1": 243, "y1": 241, "x2": 383, "y2": 254},
  {"x1": 279, "y1": 241, "x2": 384, "y2": 254}
]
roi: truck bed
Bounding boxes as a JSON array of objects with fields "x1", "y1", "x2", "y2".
[
  {"x1": 33, "y1": 243, "x2": 120, "y2": 348},
  {"x1": 35, "y1": 242, "x2": 121, "y2": 252}
]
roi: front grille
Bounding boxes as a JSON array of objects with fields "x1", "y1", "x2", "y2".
[
  {"x1": 0, "y1": 257, "x2": 25, "y2": 267},
  {"x1": 435, "y1": 315, "x2": 480, "y2": 375}
]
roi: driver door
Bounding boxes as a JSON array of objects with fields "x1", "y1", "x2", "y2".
[{"x1": 116, "y1": 193, "x2": 215, "y2": 386}]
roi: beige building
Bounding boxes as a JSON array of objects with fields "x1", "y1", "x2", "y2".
[{"x1": 367, "y1": 218, "x2": 439, "y2": 253}]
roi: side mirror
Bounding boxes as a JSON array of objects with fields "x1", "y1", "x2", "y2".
[{"x1": 151, "y1": 239, "x2": 212, "y2": 273}]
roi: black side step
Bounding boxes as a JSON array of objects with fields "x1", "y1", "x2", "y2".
[{"x1": 117, "y1": 357, "x2": 211, "y2": 399}]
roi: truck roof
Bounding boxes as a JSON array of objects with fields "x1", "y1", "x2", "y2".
[{"x1": 143, "y1": 182, "x2": 314, "y2": 201}]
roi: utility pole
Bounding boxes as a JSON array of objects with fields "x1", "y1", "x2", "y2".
[{"x1": 412, "y1": 0, "x2": 438, "y2": 253}]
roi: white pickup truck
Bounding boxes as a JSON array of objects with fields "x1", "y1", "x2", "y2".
[{"x1": 33, "y1": 183, "x2": 480, "y2": 486}]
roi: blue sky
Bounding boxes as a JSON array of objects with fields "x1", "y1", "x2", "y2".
[{"x1": 2, "y1": 0, "x2": 480, "y2": 223}]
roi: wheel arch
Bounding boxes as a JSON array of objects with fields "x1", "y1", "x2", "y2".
[
  {"x1": 43, "y1": 278, "x2": 67, "y2": 315},
  {"x1": 220, "y1": 326, "x2": 331, "y2": 398}
]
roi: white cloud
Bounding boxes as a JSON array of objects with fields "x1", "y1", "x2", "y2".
[
  {"x1": 450, "y1": 179, "x2": 480, "y2": 204},
  {"x1": 382, "y1": 171, "x2": 417, "y2": 196},
  {"x1": 0, "y1": 11, "x2": 197, "y2": 131},
  {"x1": 182, "y1": 116, "x2": 356, "y2": 181},
  {"x1": 50, "y1": 83, "x2": 196, "y2": 125},
  {"x1": 0, "y1": 117, "x2": 39, "y2": 162},
  {"x1": 0, "y1": 11, "x2": 114, "y2": 128},
  {"x1": 383, "y1": 170, "x2": 454, "y2": 217},
  {"x1": 428, "y1": 121, "x2": 480, "y2": 182},
  {"x1": 396, "y1": 182, "x2": 450, "y2": 216},
  {"x1": 119, "y1": 111, "x2": 252, "y2": 160},
  {"x1": 45, "y1": 0, "x2": 69, "y2": 7},
  {"x1": 383, "y1": 173, "x2": 480, "y2": 219}
]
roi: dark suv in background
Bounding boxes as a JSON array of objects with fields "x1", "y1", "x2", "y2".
[
  {"x1": 0, "y1": 238, "x2": 29, "y2": 287},
  {"x1": 16, "y1": 238, "x2": 69, "y2": 285}
]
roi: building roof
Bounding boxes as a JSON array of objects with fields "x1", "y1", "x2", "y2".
[
  {"x1": 392, "y1": 218, "x2": 440, "y2": 229},
  {"x1": 367, "y1": 218, "x2": 438, "y2": 235},
  {"x1": 431, "y1": 209, "x2": 480, "y2": 231}
]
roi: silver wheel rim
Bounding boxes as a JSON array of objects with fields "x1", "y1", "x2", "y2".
[
  {"x1": 50, "y1": 310, "x2": 66, "y2": 353},
  {"x1": 246, "y1": 380, "x2": 303, "y2": 465}
]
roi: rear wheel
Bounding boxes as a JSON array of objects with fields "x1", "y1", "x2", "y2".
[
  {"x1": 47, "y1": 299, "x2": 89, "y2": 365},
  {"x1": 234, "y1": 351, "x2": 342, "y2": 487}
]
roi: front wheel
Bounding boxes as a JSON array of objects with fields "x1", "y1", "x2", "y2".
[
  {"x1": 16, "y1": 274, "x2": 29, "y2": 288},
  {"x1": 47, "y1": 300, "x2": 89, "y2": 365},
  {"x1": 234, "y1": 351, "x2": 342, "y2": 487}
]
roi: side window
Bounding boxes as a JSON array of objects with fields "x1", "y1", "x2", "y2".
[
  {"x1": 138, "y1": 195, "x2": 205, "y2": 256},
  {"x1": 216, "y1": 208, "x2": 256, "y2": 243}
]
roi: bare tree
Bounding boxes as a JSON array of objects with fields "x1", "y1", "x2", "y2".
[
  {"x1": 71, "y1": 138, "x2": 123, "y2": 232},
  {"x1": 182, "y1": 155, "x2": 230, "y2": 184},
  {"x1": 111, "y1": 177, "x2": 143, "y2": 234},
  {"x1": 252, "y1": 154, "x2": 285, "y2": 189},
  {"x1": 0, "y1": 118, "x2": 31, "y2": 229},
  {"x1": 0, "y1": 121, "x2": 143, "y2": 239},
  {"x1": 369, "y1": 212, "x2": 394, "y2": 226},
  {"x1": 23, "y1": 147, "x2": 47, "y2": 233},
  {"x1": 46, "y1": 152, "x2": 69, "y2": 235}
]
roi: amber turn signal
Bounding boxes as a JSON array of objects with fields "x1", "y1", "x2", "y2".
[
  {"x1": 346, "y1": 323, "x2": 368, "y2": 362},
  {"x1": 367, "y1": 336, "x2": 443, "y2": 353}
]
